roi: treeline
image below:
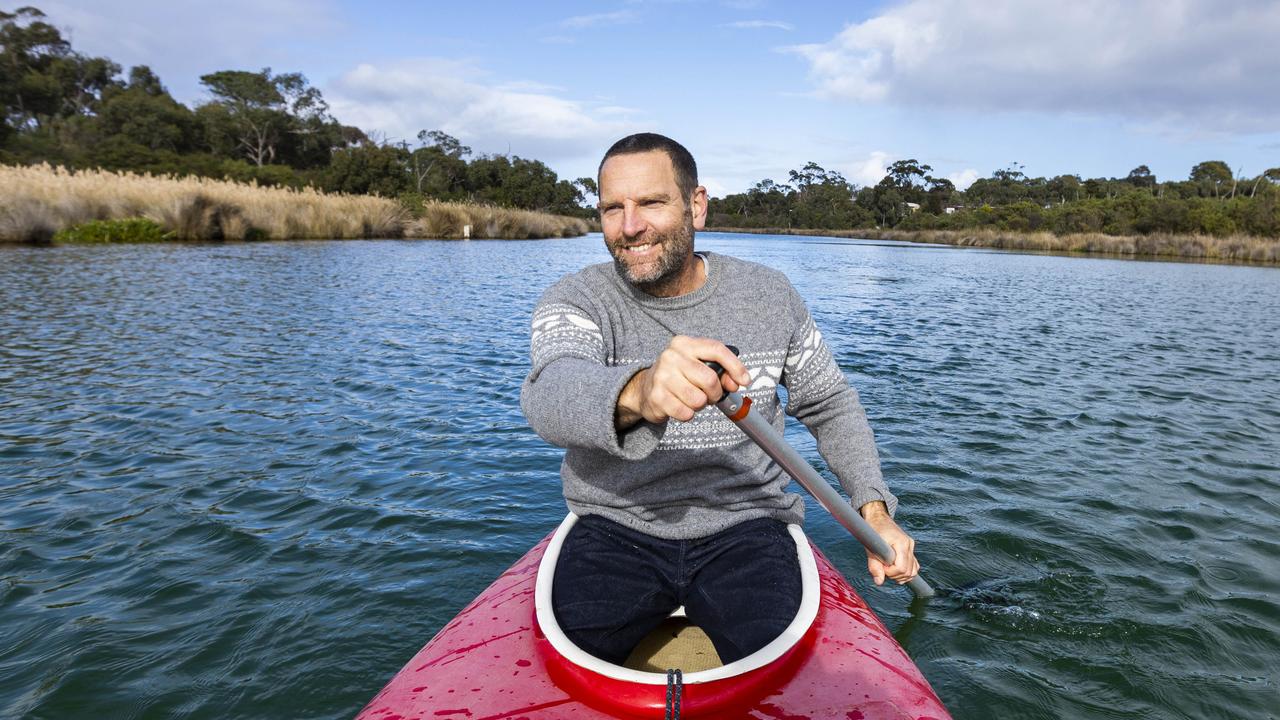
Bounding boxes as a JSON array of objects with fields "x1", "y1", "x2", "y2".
[
  {"x1": 710, "y1": 158, "x2": 1280, "y2": 239},
  {"x1": 0, "y1": 7, "x2": 594, "y2": 218}
]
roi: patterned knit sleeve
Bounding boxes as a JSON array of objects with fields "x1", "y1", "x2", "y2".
[
  {"x1": 519, "y1": 278, "x2": 664, "y2": 459},
  {"x1": 781, "y1": 284, "x2": 898, "y2": 517}
]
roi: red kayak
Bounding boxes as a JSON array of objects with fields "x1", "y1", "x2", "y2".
[{"x1": 359, "y1": 515, "x2": 951, "y2": 719}]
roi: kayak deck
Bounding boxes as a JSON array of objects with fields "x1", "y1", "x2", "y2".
[{"x1": 358, "y1": 532, "x2": 951, "y2": 719}]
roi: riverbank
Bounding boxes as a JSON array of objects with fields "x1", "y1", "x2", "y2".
[
  {"x1": 710, "y1": 226, "x2": 1280, "y2": 265},
  {"x1": 0, "y1": 164, "x2": 590, "y2": 243},
  {"x1": 407, "y1": 200, "x2": 592, "y2": 240}
]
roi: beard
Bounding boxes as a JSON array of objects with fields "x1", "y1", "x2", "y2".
[{"x1": 606, "y1": 212, "x2": 696, "y2": 295}]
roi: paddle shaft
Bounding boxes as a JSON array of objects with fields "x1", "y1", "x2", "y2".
[{"x1": 713, "y1": 388, "x2": 936, "y2": 599}]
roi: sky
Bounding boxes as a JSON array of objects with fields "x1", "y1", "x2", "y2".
[{"x1": 35, "y1": 0, "x2": 1280, "y2": 197}]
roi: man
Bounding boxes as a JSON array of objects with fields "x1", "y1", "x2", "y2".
[{"x1": 520, "y1": 133, "x2": 918, "y2": 666}]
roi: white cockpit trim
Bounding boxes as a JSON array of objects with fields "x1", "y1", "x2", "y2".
[{"x1": 533, "y1": 513, "x2": 820, "y2": 685}]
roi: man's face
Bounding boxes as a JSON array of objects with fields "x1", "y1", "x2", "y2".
[{"x1": 598, "y1": 150, "x2": 706, "y2": 293}]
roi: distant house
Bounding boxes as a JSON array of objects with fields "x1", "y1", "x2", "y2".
[
  {"x1": 905, "y1": 202, "x2": 921, "y2": 212},
  {"x1": 944, "y1": 206, "x2": 962, "y2": 214}
]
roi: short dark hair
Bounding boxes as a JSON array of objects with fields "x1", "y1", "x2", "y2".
[{"x1": 598, "y1": 133, "x2": 699, "y2": 200}]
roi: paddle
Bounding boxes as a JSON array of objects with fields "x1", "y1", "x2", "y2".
[{"x1": 706, "y1": 350, "x2": 936, "y2": 599}]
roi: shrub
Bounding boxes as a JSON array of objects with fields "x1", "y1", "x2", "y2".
[{"x1": 53, "y1": 217, "x2": 173, "y2": 243}]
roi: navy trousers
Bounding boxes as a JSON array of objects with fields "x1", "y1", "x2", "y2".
[{"x1": 552, "y1": 514, "x2": 802, "y2": 665}]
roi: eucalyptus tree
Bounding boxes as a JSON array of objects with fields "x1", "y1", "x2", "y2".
[
  {"x1": 1125, "y1": 165, "x2": 1157, "y2": 190},
  {"x1": 1189, "y1": 161, "x2": 1233, "y2": 199},
  {"x1": 198, "y1": 68, "x2": 333, "y2": 167},
  {"x1": 1, "y1": 7, "x2": 119, "y2": 139},
  {"x1": 1249, "y1": 168, "x2": 1280, "y2": 198},
  {"x1": 409, "y1": 129, "x2": 471, "y2": 194},
  {"x1": 94, "y1": 65, "x2": 196, "y2": 152}
]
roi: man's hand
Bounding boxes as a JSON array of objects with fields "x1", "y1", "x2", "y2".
[
  {"x1": 860, "y1": 501, "x2": 919, "y2": 586},
  {"x1": 616, "y1": 336, "x2": 751, "y2": 430}
]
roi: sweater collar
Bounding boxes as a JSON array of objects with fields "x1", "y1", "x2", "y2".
[{"x1": 610, "y1": 251, "x2": 720, "y2": 310}]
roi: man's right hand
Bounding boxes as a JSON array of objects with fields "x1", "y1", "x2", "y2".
[{"x1": 615, "y1": 336, "x2": 751, "y2": 430}]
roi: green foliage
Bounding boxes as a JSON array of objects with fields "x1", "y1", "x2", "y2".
[
  {"x1": 465, "y1": 155, "x2": 586, "y2": 215},
  {"x1": 1190, "y1": 160, "x2": 1233, "y2": 197},
  {"x1": 53, "y1": 217, "x2": 172, "y2": 243},
  {"x1": 1126, "y1": 165, "x2": 1156, "y2": 188},
  {"x1": 197, "y1": 67, "x2": 344, "y2": 168},
  {"x1": 711, "y1": 154, "x2": 1280, "y2": 239},
  {"x1": 711, "y1": 164, "x2": 869, "y2": 229},
  {"x1": 94, "y1": 67, "x2": 196, "y2": 152},
  {"x1": 323, "y1": 142, "x2": 410, "y2": 196},
  {"x1": 1, "y1": 7, "x2": 121, "y2": 134},
  {"x1": 406, "y1": 129, "x2": 470, "y2": 195}
]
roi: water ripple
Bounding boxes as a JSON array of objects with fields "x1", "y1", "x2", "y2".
[{"x1": 1, "y1": 236, "x2": 1277, "y2": 719}]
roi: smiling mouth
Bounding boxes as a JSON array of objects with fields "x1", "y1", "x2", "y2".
[{"x1": 621, "y1": 242, "x2": 658, "y2": 255}]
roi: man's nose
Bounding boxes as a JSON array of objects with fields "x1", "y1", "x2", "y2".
[{"x1": 622, "y1": 203, "x2": 645, "y2": 238}]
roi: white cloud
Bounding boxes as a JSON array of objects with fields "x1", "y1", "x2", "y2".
[
  {"x1": 726, "y1": 20, "x2": 794, "y2": 30},
  {"x1": 596, "y1": 105, "x2": 643, "y2": 117},
  {"x1": 787, "y1": 0, "x2": 1280, "y2": 133},
  {"x1": 844, "y1": 151, "x2": 894, "y2": 187},
  {"x1": 326, "y1": 59, "x2": 633, "y2": 163},
  {"x1": 947, "y1": 168, "x2": 980, "y2": 191},
  {"x1": 560, "y1": 10, "x2": 638, "y2": 29},
  {"x1": 496, "y1": 80, "x2": 567, "y2": 94},
  {"x1": 700, "y1": 177, "x2": 730, "y2": 198}
]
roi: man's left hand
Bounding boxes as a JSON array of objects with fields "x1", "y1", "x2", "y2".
[{"x1": 859, "y1": 501, "x2": 919, "y2": 586}]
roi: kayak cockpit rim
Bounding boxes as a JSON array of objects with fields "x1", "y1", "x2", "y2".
[{"x1": 533, "y1": 512, "x2": 821, "y2": 685}]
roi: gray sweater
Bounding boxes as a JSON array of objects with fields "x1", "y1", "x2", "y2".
[{"x1": 520, "y1": 251, "x2": 896, "y2": 540}]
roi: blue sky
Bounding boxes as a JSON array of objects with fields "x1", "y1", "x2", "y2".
[{"x1": 40, "y1": 0, "x2": 1280, "y2": 197}]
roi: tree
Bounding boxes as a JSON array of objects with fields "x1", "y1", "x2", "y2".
[
  {"x1": 94, "y1": 65, "x2": 195, "y2": 152},
  {"x1": 408, "y1": 129, "x2": 471, "y2": 193},
  {"x1": 885, "y1": 159, "x2": 933, "y2": 195},
  {"x1": 779, "y1": 162, "x2": 862, "y2": 228},
  {"x1": 465, "y1": 154, "x2": 581, "y2": 214},
  {"x1": 323, "y1": 141, "x2": 410, "y2": 196},
  {"x1": 1, "y1": 7, "x2": 120, "y2": 135},
  {"x1": 867, "y1": 180, "x2": 904, "y2": 227},
  {"x1": 1189, "y1": 161, "x2": 1232, "y2": 198},
  {"x1": 198, "y1": 68, "x2": 331, "y2": 166},
  {"x1": 573, "y1": 176, "x2": 598, "y2": 205},
  {"x1": 1, "y1": 7, "x2": 71, "y2": 131},
  {"x1": 1125, "y1": 165, "x2": 1156, "y2": 189},
  {"x1": 859, "y1": 159, "x2": 933, "y2": 226},
  {"x1": 1046, "y1": 174, "x2": 1082, "y2": 204},
  {"x1": 924, "y1": 177, "x2": 955, "y2": 214},
  {"x1": 1249, "y1": 168, "x2": 1280, "y2": 198}
]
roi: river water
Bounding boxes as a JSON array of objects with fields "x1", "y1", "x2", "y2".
[{"x1": 1, "y1": 233, "x2": 1277, "y2": 719}]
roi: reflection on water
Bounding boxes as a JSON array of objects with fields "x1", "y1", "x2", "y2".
[{"x1": 1, "y1": 234, "x2": 1277, "y2": 719}]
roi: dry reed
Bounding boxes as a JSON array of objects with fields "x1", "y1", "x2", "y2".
[
  {"x1": 709, "y1": 226, "x2": 1280, "y2": 265},
  {"x1": 404, "y1": 201, "x2": 591, "y2": 240},
  {"x1": 0, "y1": 164, "x2": 590, "y2": 243}
]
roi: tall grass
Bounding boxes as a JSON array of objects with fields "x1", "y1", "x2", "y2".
[
  {"x1": 406, "y1": 200, "x2": 591, "y2": 240},
  {"x1": 1, "y1": 163, "x2": 406, "y2": 242},
  {"x1": 709, "y1": 226, "x2": 1280, "y2": 265},
  {"x1": 0, "y1": 164, "x2": 590, "y2": 243},
  {"x1": 863, "y1": 228, "x2": 1280, "y2": 264}
]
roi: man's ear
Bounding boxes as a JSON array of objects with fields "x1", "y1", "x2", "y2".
[{"x1": 690, "y1": 186, "x2": 709, "y2": 230}]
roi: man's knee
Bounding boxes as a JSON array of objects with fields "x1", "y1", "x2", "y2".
[
  {"x1": 551, "y1": 516, "x2": 679, "y2": 663},
  {"x1": 685, "y1": 519, "x2": 802, "y2": 663}
]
